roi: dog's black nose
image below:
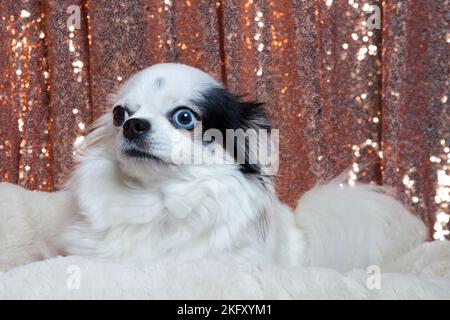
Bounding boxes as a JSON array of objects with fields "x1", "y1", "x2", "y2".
[{"x1": 123, "y1": 118, "x2": 151, "y2": 140}]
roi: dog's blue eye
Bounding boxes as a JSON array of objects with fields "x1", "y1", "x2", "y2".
[{"x1": 172, "y1": 108, "x2": 197, "y2": 130}]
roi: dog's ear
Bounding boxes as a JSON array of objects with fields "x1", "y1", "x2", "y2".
[
  {"x1": 194, "y1": 87, "x2": 277, "y2": 176},
  {"x1": 193, "y1": 86, "x2": 270, "y2": 131},
  {"x1": 237, "y1": 99, "x2": 278, "y2": 177},
  {"x1": 237, "y1": 99, "x2": 270, "y2": 131},
  {"x1": 233, "y1": 99, "x2": 271, "y2": 176},
  {"x1": 75, "y1": 112, "x2": 113, "y2": 156}
]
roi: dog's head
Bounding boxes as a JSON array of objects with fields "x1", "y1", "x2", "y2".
[{"x1": 87, "y1": 63, "x2": 277, "y2": 181}]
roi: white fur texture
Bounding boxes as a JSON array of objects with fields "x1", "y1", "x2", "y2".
[
  {"x1": 58, "y1": 64, "x2": 428, "y2": 270},
  {"x1": 296, "y1": 180, "x2": 427, "y2": 271},
  {"x1": 0, "y1": 184, "x2": 448, "y2": 299},
  {"x1": 1, "y1": 241, "x2": 449, "y2": 299},
  {"x1": 0, "y1": 63, "x2": 446, "y2": 299},
  {"x1": 0, "y1": 182, "x2": 73, "y2": 270},
  {"x1": 59, "y1": 63, "x2": 306, "y2": 266}
]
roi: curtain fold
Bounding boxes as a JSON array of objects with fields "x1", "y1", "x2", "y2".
[{"x1": 0, "y1": 0, "x2": 448, "y2": 237}]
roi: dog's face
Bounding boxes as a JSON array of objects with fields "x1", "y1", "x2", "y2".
[{"x1": 106, "y1": 63, "x2": 274, "y2": 180}]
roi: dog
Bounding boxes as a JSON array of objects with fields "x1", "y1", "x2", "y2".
[{"x1": 0, "y1": 63, "x2": 427, "y2": 271}]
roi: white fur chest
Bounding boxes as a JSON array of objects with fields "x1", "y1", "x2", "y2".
[{"x1": 62, "y1": 151, "x2": 289, "y2": 263}]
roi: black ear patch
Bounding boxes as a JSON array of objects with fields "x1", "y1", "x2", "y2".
[{"x1": 192, "y1": 87, "x2": 271, "y2": 175}]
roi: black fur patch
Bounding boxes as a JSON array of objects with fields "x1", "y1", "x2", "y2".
[{"x1": 192, "y1": 87, "x2": 271, "y2": 175}]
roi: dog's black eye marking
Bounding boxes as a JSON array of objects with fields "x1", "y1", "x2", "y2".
[
  {"x1": 192, "y1": 87, "x2": 271, "y2": 176},
  {"x1": 113, "y1": 105, "x2": 128, "y2": 126}
]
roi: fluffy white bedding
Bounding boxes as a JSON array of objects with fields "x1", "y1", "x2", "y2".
[
  {"x1": 0, "y1": 182, "x2": 450, "y2": 299},
  {"x1": 1, "y1": 240, "x2": 449, "y2": 299},
  {"x1": 1, "y1": 182, "x2": 449, "y2": 299}
]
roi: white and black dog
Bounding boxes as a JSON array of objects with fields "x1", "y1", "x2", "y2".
[{"x1": 0, "y1": 63, "x2": 427, "y2": 271}]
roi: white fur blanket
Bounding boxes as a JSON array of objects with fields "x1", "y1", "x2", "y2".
[
  {"x1": 1, "y1": 240, "x2": 450, "y2": 299},
  {"x1": 1, "y1": 182, "x2": 449, "y2": 299}
]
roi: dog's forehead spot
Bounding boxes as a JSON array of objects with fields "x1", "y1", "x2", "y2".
[{"x1": 154, "y1": 77, "x2": 164, "y2": 89}]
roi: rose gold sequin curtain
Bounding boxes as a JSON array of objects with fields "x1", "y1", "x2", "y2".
[{"x1": 0, "y1": 1, "x2": 448, "y2": 238}]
